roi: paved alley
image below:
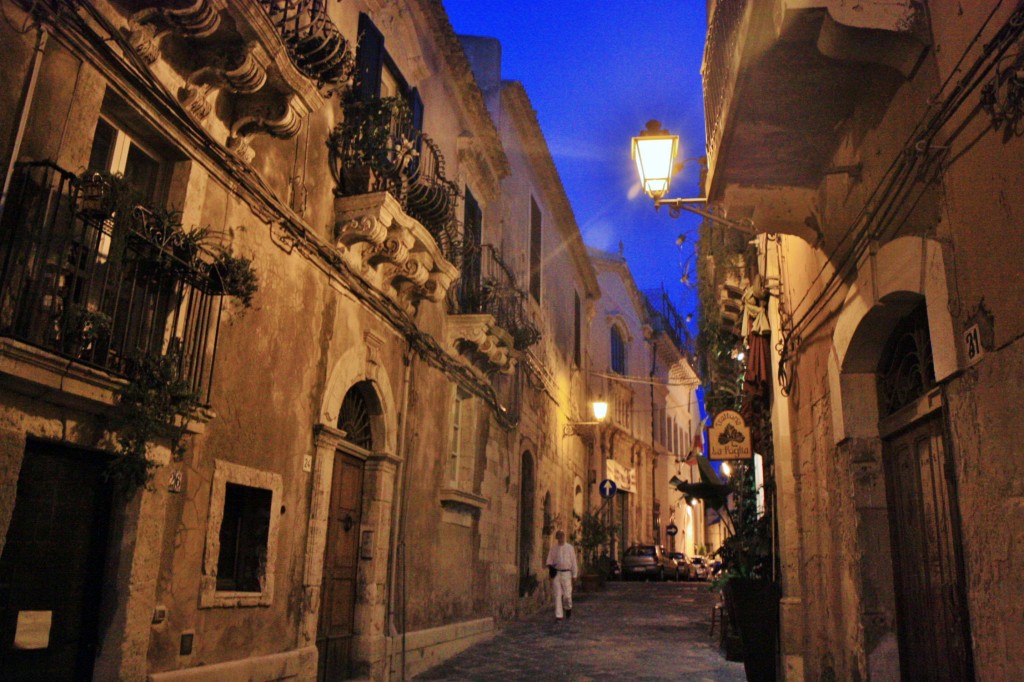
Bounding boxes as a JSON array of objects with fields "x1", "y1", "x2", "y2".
[{"x1": 414, "y1": 580, "x2": 746, "y2": 681}]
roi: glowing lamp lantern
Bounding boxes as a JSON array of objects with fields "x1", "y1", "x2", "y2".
[
  {"x1": 591, "y1": 400, "x2": 609, "y2": 421},
  {"x1": 632, "y1": 120, "x2": 679, "y2": 200}
]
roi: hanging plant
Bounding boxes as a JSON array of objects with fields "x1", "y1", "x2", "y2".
[
  {"x1": 209, "y1": 249, "x2": 258, "y2": 308},
  {"x1": 104, "y1": 351, "x2": 201, "y2": 494}
]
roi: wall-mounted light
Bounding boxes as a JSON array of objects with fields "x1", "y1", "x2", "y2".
[
  {"x1": 631, "y1": 120, "x2": 757, "y2": 234},
  {"x1": 563, "y1": 399, "x2": 609, "y2": 436}
]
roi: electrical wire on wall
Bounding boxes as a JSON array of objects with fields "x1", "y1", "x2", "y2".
[{"x1": 774, "y1": 2, "x2": 1024, "y2": 395}]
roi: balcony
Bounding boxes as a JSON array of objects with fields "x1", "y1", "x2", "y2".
[
  {"x1": 329, "y1": 96, "x2": 463, "y2": 313},
  {"x1": 119, "y1": 0, "x2": 352, "y2": 160},
  {"x1": 645, "y1": 287, "x2": 692, "y2": 356},
  {"x1": 448, "y1": 244, "x2": 540, "y2": 374},
  {"x1": 0, "y1": 162, "x2": 223, "y2": 403},
  {"x1": 702, "y1": 0, "x2": 928, "y2": 239}
]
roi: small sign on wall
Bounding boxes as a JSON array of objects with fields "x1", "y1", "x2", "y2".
[
  {"x1": 14, "y1": 610, "x2": 51, "y2": 650},
  {"x1": 963, "y1": 323, "x2": 984, "y2": 366}
]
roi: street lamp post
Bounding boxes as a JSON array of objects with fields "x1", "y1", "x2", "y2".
[{"x1": 631, "y1": 120, "x2": 758, "y2": 234}]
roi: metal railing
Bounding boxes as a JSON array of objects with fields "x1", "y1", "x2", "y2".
[
  {"x1": 646, "y1": 287, "x2": 691, "y2": 355},
  {"x1": 702, "y1": 0, "x2": 748, "y2": 169},
  {"x1": 328, "y1": 96, "x2": 462, "y2": 265},
  {"x1": 257, "y1": 0, "x2": 354, "y2": 87},
  {"x1": 453, "y1": 244, "x2": 540, "y2": 351},
  {"x1": 0, "y1": 162, "x2": 223, "y2": 402}
]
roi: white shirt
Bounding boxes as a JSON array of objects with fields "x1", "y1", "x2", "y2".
[{"x1": 546, "y1": 541, "x2": 578, "y2": 579}]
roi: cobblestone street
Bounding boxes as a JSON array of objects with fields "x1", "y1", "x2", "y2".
[{"x1": 415, "y1": 580, "x2": 746, "y2": 681}]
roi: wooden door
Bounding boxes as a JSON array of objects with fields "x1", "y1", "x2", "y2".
[
  {"x1": 0, "y1": 441, "x2": 112, "y2": 681},
  {"x1": 316, "y1": 452, "x2": 364, "y2": 681},
  {"x1": 883, "y1": 412, "x2": 973, "y2": 681}
]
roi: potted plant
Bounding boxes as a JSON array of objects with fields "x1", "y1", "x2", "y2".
[
  {"x1": 61, "y1": 305, "x2": 112, "y2": 360},
  {"x1": 573, "y1": 510, "x2": 617, "y2": 591},
  {"x1": 76, "y1": 170, "x2": 137, "y2": 221},
  {"x1": 209, "y1": 249, "x2": 258, "y2": 307}
]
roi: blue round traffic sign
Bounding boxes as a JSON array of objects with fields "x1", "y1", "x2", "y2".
[
  {"x1": 599, "y1": 478, "x2": 617, "y2": 498},
  {"x1": 666, "y1": 523, "x2": 678, "y2": 536}
]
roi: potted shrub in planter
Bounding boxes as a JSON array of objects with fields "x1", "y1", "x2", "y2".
[
  {"x1": 573, "y1": 510, "x2": 617, "y2": 591},
  {"x1": 675, "y1": 462, "x2": 777, "y2": 681}
]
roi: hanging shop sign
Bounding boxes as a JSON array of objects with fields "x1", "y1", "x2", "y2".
[{"x1": 708, "y1": 409, "x2": 752, "y2": 461}]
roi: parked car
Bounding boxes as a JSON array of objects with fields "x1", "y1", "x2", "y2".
[
  {"x1": 622, "y1": 544, "x2": 679, "y2": 581},
  {"x1": 669, "y1": 552, "x2": 698, "y2": 581},
  {"x1": 690, "y1": 556, "x2": 710, "y2": 580}
]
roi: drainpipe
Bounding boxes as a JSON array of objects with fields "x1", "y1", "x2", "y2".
[{"x1": 0, "y1": 26, "x2": 47, "y2": 226}]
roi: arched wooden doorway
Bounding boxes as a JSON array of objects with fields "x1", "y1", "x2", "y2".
[
  {"x1": 317, "y1": 381, "x2": 380, "y2": 681},
  {"x1": 876, "y1": 302, "x2": 973, "y2": 681}
]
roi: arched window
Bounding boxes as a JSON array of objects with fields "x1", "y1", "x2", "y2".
[
  {"x1": 610, "y1": 326, "x2": 626, "y2": 375},
  {"x1": 338, "y1": 382, "x2": 378, "y2": 450},
  {"x1": 876, "y1": 301, "x2": 935, "y2": 417}
]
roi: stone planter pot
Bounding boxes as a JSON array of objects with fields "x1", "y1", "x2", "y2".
[
  {"x1": 579, "y1": 573, "x2": 603, "y2": 592},
  {"x1": 723, "y1": 578, "x2": 778, "y2": 681}
]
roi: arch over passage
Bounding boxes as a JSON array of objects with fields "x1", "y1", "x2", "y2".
[
  {"x1": 828, "y1": 236, "x2": 956, "y2": 442},
  {"x1": 827, "y1": 236, "x2": 972, "y2": 680}
]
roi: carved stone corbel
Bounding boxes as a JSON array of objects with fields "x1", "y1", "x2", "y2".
[
  {"x1": 231, "y1": 95, "x2": 304, "y2": 142},
  {"x1": 179, "y1": 83, "x2": 212, "y2": 121},
  {"x1": 334, "y1": 191, "x2": 460, "y2": 311},
  {"x1": 226, "y1": 134, "x2": 255, "y2": 164}
]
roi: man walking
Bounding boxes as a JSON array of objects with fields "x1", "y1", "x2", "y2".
[{"x1": 546, "y1": 530, "x2": 578, "y2": 621}]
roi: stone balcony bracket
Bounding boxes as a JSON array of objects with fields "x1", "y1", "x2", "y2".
[
  {"x1": 126, "y1": 0, "x2": 325, "y2": 160},
  {"x1": 334, "y1": 192, "x2": 459, "y2": 314},
  {"x1": 447, "y1": 314, "x2": 518, "y2": 375}
]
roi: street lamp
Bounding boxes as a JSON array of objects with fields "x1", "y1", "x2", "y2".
[
  {"x1": 631, "y1": 120, "x2": 678, "y2": 200},
  {"x1": 563, "y1": 399, "x2": 609, "y2": 436},
  {"x1": 631, "y1": 120, "x2": 757, "y2": 234}
]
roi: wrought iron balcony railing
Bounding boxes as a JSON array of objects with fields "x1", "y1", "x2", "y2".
[
  {"x1": 702, "y1": 0, "x2": 748, "y2": 171},
  {"x1": 454, "y1": 244, "x2": 540, "y2": 351},
  {"x1": 0, "y1": 162, "x2": 223, "y2": 402},
  {"x1": 257, "y1": 0, "x2": 354, "y2": 87},
  {"x1": 328, "y1": 96, "x2": 462, "y2": 266},
  {"x1": 645, "y1": 287, "x2": 691, "y2": 355}
]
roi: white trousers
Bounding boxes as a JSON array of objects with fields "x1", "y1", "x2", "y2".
[{"x1": 552, "y1": 571, "x2": 573, "y2": 618}]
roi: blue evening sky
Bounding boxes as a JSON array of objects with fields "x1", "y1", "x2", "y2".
[{"x1": 442, "y1": 1, "x2": 708, "y2": 323}]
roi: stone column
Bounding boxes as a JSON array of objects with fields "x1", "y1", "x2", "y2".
[
  {"x1": 0, "y1": 428, "x2": 27, "y2": 556},
  {"x1": 299, "y1": 425, "x2": 344, "y2": 648},
  {"x1": 94, "y1": 454, "x2": 171, "y2": 680},
  {"x1": 354, "y1": 451, "x2": 399, "y2": 680},
  {"x1": 766, "y1": 236, "x2": 804, "y2": 681}
]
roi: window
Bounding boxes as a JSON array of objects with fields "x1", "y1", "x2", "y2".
[
  {"x1": 460, "y1": 188, "x2": 483, "y2": 299},
  {"x1": 610, "y1": 326, "x2": 626, "y2": 374},
  {"x1": 216, "y1": 483, "x2": 272, "y2": 592},
  {"x1": 573, "y1": 291, "x2": 581, "y2": 367},
  {"x1": 448, "y1": 389, "x2": 467, "y2": 485},
  {"x1": 354, "y1": 13, "x2": 422, "y2": 129},
  {"x1": 529, "y1": 196, "x2": 542, "y2": 302},
  {"x1": 201, "y1": 460, "x2": 283, "y2": 608},
  {"x1": 88, "y1": 114, "x2": 168, "y2": 204}
]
